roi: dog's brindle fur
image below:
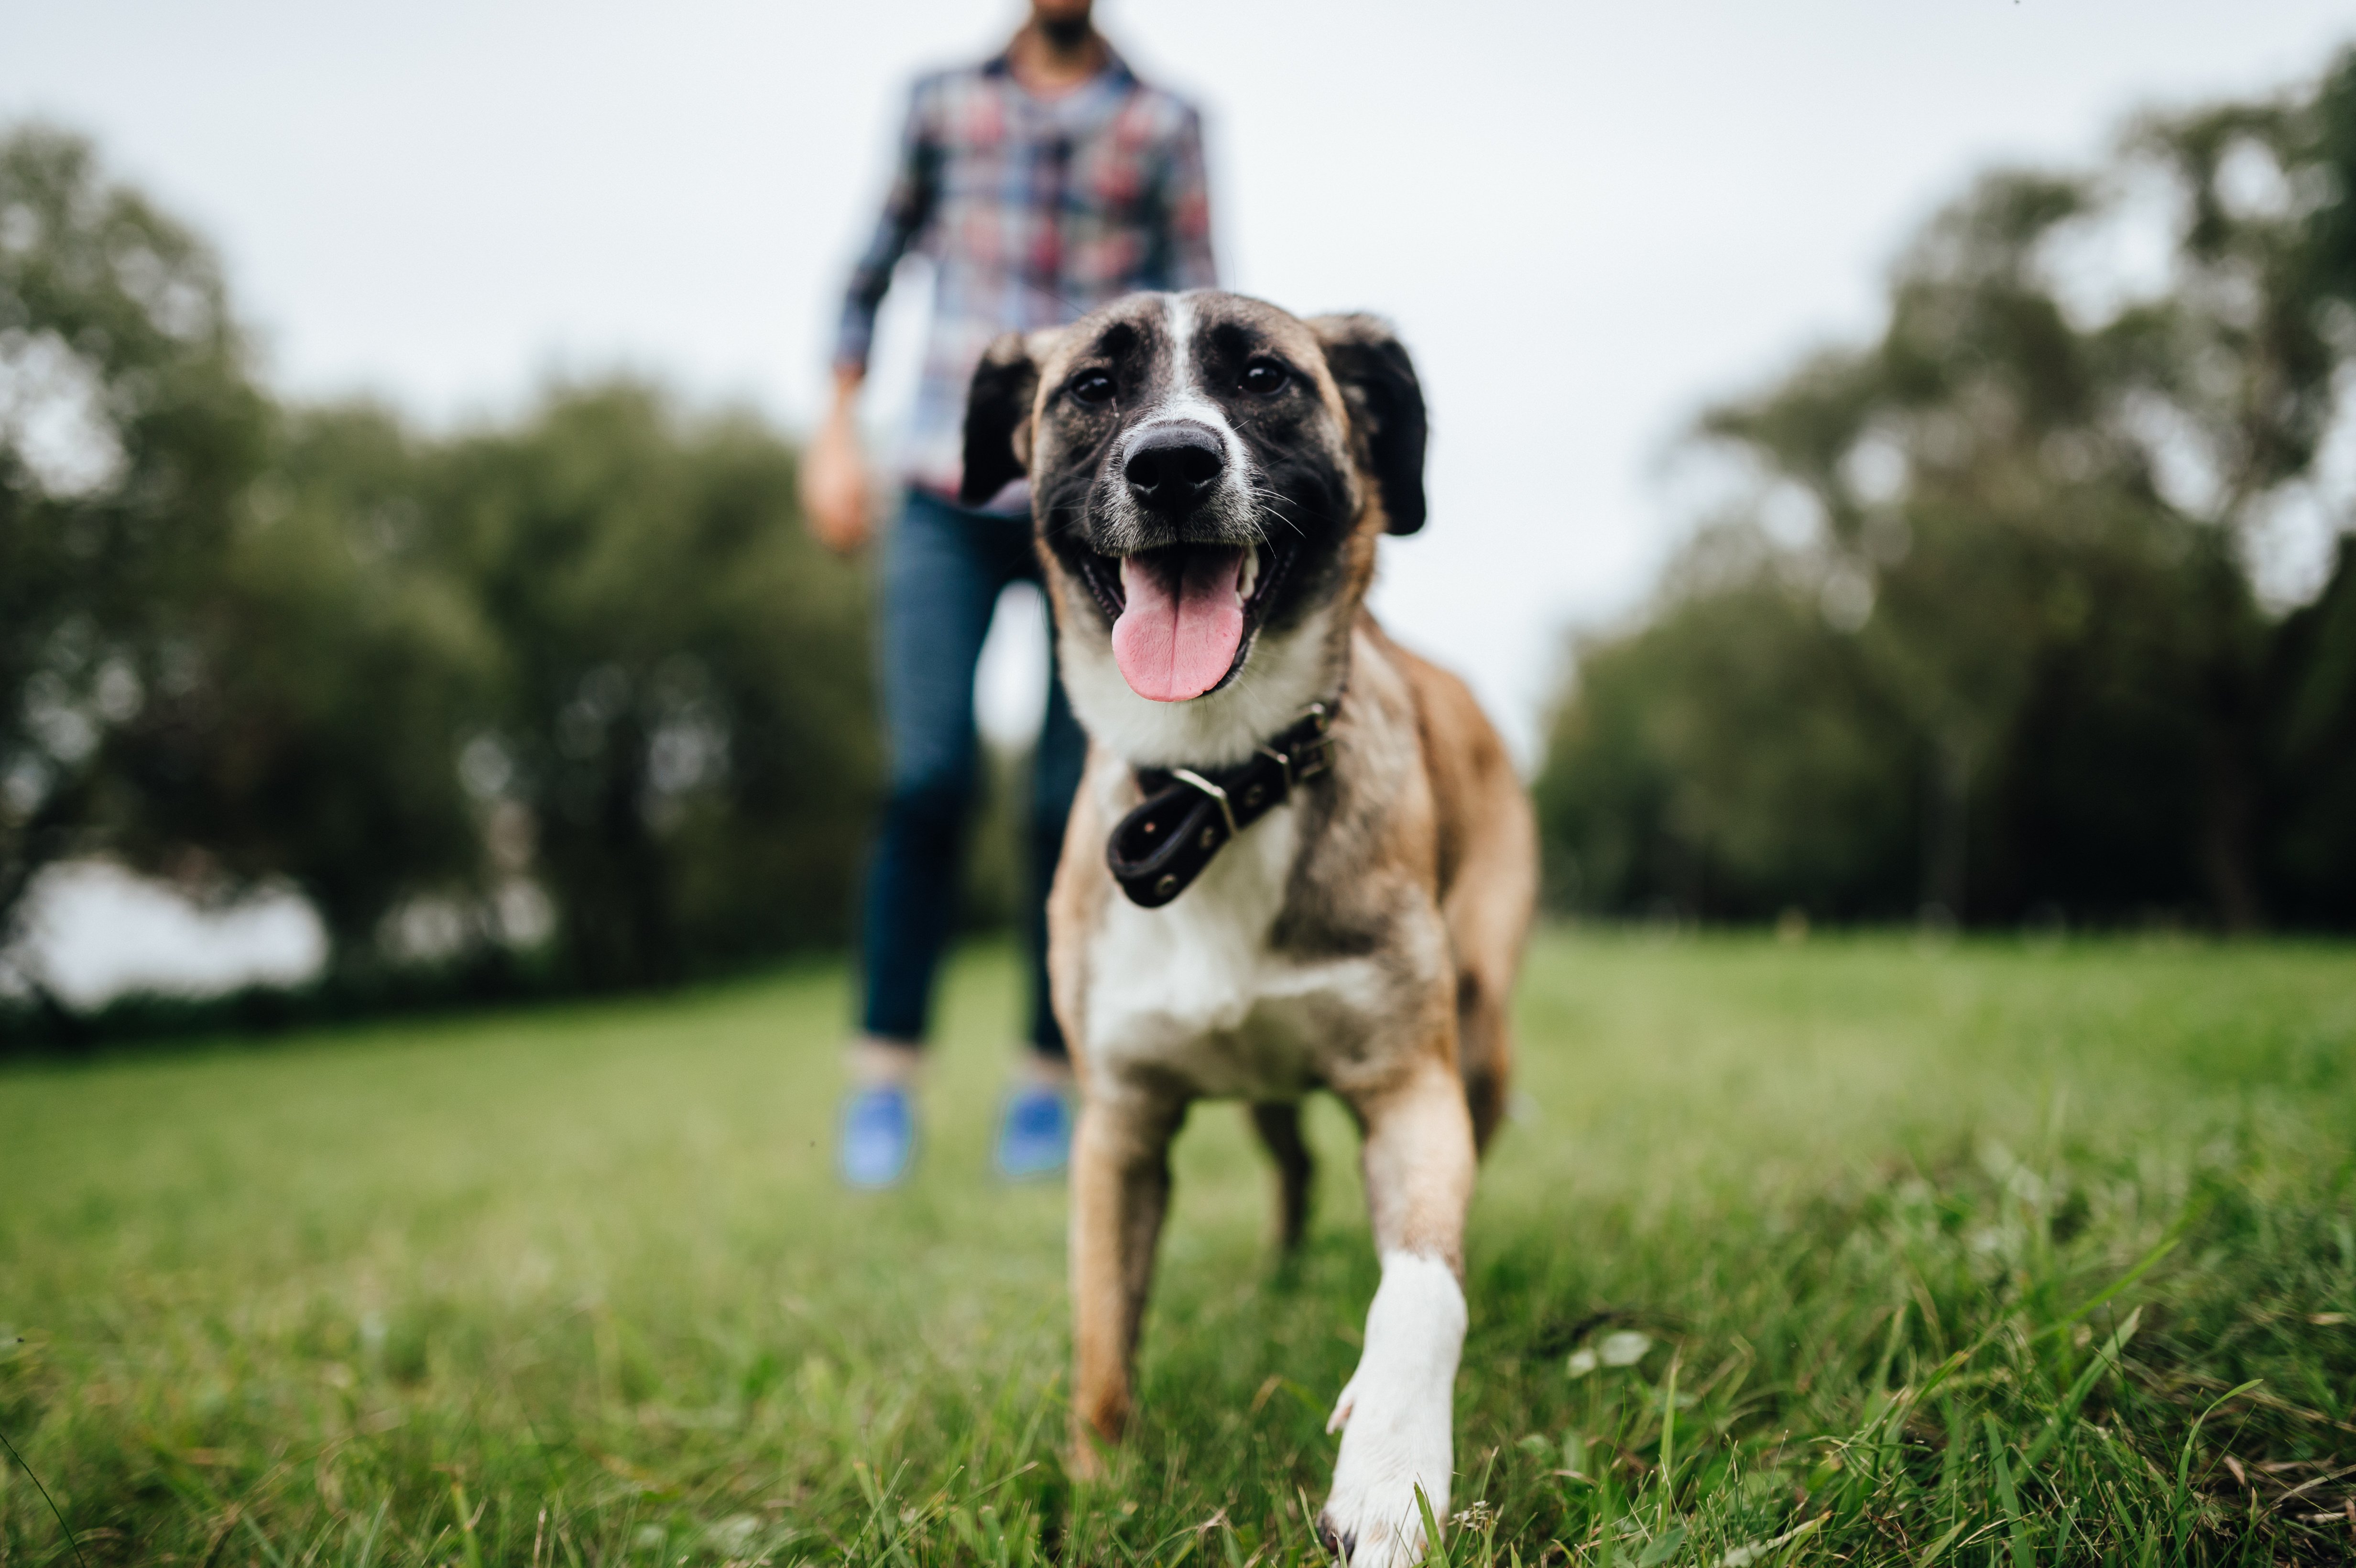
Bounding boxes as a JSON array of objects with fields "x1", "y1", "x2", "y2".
[{"x1": 962, "y1": 290, "x2": 1534, "y2": 1568}]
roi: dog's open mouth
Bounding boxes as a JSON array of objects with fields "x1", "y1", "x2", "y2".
[{"x1": 1080, "y1": 541, "x2": 1287, "y2": 703}]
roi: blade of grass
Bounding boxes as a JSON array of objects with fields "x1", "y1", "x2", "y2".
[
  {"x1": 351, "y1": 1499, "x2": 389, "y2": 1568},
  {"x1": 1872, "y1": 1298, "x2": 1910, "y2": 1396},
  {"x1": 1472, "y1": 1443, "x2": 1503, "y2": 1563},
  {"x1": 1910, "y1": 1228, "x2": 2181, "y2": 1416},
  {"x1": 1298, "y1": 1487, "x2": 1341, "y2": 1568},
  {"x1": 0, "y1": 1422, "x2": 92, "y2": 1568},
  {"x1": 1911, "y1": 1516, "x2": 1965, "y2": 1567},
  {"x1": 448, "y1": 1479, "x2": 485, "y2": 1568},
  {"x1": 1981, "y1": 1416, "x2": 2035, "y2": 1568},
  {"x1": 2175, "y1": 1379, "x2": 2264, "y2": 1499},
  {"x1": 2029, "y1": 1232, "x2": 2182, "y2": 1344},
  {"x1": 235, "y1": 1505, "x2": 294, "y2": 1568},
  {"x1": 1712, "y1": 1514, "x2": 1821, "y2": 1568},
  {"x1": 1595, "y1": 1465, "x2": 1620, "y2": 1568},
  {"x1": 1415, "y1": 1483, "x2": 1453, "y2": 1568},
  {"x1": 1658, "y1": 1351, "x2": 1681, "y2": 1533},
  {"x1": 2021, "y1": 1305, "x2": 2140, "y2": 1470}
]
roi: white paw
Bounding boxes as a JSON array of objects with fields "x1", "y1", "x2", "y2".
[
  {"x1": 1318, "y1": 1459, "x2": 1446, "y2": 1566},
  {"x1": 1316, "y1": 1252, "x2": 1465, "y2": 1566}
]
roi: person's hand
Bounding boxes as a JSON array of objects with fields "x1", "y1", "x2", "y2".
[{"x1": 801, "y1": 371, "x2": 872, "y2": 555}]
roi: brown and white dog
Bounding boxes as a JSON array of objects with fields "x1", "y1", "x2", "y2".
[{"x1": 960, "y1": 290, "x2": 1535, "y2": 1567}]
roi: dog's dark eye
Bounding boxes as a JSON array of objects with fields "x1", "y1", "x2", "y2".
[
  {"x1": 1068, "y1": 370, "x2": 1116, "y2": 406},
  {"x1": 1240, "y1": 359, "x2": 1289, "y2": 396}
]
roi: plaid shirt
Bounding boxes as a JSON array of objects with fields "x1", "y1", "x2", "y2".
[{"x1": 834, "y1": 47, "x2": 1216, "y2": 500}]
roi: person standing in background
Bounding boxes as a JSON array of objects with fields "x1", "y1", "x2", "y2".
[{"x1": 802, "y1": 0, "x2": 1215, "y2": 1187}]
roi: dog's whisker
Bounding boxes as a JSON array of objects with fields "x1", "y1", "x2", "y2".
[{"x1": 1244, "y1": 485, "x2": 1308, "y2": 538}]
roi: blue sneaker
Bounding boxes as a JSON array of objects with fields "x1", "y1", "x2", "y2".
[
  {"x1": 994, "y1": 1082, "x2": 1073, "y2": 1180},
  {"x1": 839, "y1": 1083, "x2": 916, "y2": 1189}
]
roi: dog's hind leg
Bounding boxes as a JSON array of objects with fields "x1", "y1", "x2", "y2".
[
  {"x1": 1247, "y1": 1100, "x2": 1314, "y2": 1252},
  {"x1": 1455, "y1": 969, "x2": 1512, "y2": 1154},
  {"x1": 1318, "y1": 1056, "x2": 1477, "y2": 1568},
  {"x1": 1069, "y1": 1092, "x2": 1186, "y2": 1477},
  {"x1": 1427, "y1": 660, "x2": 1537, "y2": 1157}
]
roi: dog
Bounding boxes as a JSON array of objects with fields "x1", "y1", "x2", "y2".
[{"x1": 960, "y1": 289, "x2": 1535, "y2": 1567}]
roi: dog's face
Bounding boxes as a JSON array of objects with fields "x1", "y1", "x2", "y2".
[{"x1": 961, "y1": 291, "x2": 1426, "y2": 763}]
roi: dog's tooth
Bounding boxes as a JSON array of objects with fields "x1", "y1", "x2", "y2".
[{"x1": 1239, "y1": 548, "x2": 1260, "y2": 601}]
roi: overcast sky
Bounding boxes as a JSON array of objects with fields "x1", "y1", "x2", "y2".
[{"x1": 8, "y1": 0, "x2": 2355, "y2": 766}]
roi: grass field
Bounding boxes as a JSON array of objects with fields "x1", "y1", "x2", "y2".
[{"x1": 1, "y1": 930, "x2": 2351, "y2": 1567}]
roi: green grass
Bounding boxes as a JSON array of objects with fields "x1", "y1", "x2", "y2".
[{"x1": 2, "y1": 930, "x2": 2352, "y2": 1566}]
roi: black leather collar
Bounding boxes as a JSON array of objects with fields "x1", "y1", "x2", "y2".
[{"x1": 1105, "y1": 697, "x2": 1341, "y2": 908}]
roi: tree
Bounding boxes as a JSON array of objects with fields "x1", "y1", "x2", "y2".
[
  {"x1": 1537, "y1": 48, "x2": 2356, "y2": 929},
  {"x1": 1534, "y1": 531, "x2": 1917, "y2": 920},
  {"x1": 6, "y1": 127, "x2": 882, "y2": 1007},
  {"x1": 2261, "y1": 48, "x2": 2356, "y2": 926},
  {"x1": 430, "y1": 383, "x2": 878, "y2": 988},
  {"x1": 0, "y1": 126, "x2": 267, "y2": 970},
  {"x1": 105, "y1": 403, "x2": 502, "y2": 968}
]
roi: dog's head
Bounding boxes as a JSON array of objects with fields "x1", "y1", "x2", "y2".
[{"x1": 961, "y1": 290, "x2": 1427, "y2": 765}]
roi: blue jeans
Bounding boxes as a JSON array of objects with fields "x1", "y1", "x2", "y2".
[{"x1": 860, "y1": 489, "x2": 1087, "y2": 1056}]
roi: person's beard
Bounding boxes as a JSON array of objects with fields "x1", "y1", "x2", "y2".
[{"x1": 1038, "y1": 13, "x2": 1092, "y2": 50}]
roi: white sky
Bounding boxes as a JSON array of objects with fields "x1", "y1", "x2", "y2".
[
  {"x1": 5, "y1": 0, "x2": 2353, "y2": 992},
  {"x1": 4, "y1": 863, "x2": 323, "y2": 1008}
]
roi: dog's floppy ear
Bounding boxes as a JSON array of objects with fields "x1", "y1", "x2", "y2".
[
  {"x1": 1311, "y1": 314, "x2": 1428, "y2": 535},
  {"x1": 960, "y1": 331, "x2": 1042, "y2": 507}
]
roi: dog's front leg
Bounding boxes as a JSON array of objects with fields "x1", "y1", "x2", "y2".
[
  {"x1": 1068, "y1": 1090, "x2": 1183, "y2": 1477},
  {"x1": 1319, "y1": 1058, "x2": 1477, "y2": 1567}
]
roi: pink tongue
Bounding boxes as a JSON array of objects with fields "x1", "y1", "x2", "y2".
[{"x1": 1112, "y1": 547, "x2": 1247, "y2": 702}]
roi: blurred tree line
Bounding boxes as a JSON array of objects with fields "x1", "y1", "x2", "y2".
[
  {"x1": 1, "y1": 127, "x2": 887, "y2": 1030},
  {"x1": 1537, "y1": 50, "x2": 2356, "y2": 930}
]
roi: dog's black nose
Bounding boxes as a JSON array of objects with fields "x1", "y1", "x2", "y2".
[{"x1": 1123, "y1": 423, "x2": 1225, "y2": 512}]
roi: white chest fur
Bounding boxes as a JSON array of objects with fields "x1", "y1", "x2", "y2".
[{"x1": 1082, "y1": 802, "x2": 1386, "y2": 1100}]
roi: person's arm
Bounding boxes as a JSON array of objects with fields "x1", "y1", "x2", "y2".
[
  {"x1": 802, "y1": 364, "x2": 873, "y2": 554},
  {"x1": 803, "y1": 85, "x2": 940, "y2": 554}
]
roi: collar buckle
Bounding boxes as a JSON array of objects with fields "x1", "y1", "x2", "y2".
[
  {"x1": 1260, "y1": 701, "x2": 1335, "y2": 790},
  {"x1": 1167, "y1": 767, "x2": 1237, "y2": 836}
]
